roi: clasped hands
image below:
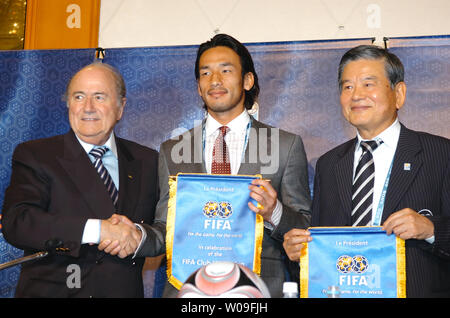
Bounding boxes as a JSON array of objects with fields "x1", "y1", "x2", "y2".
[
  {"x1": 95, "y1": 179, "x2": 277, "y2": 259},
  {"x1": 98, "y1": 214, "x2": 141, "y2": 259}
]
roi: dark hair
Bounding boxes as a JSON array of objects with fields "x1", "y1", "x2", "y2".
[
  {"x1": 338, "y1": 45, "x2": 404, "y2": 92},
  {"x1": 195, "y1": 33, "x2": 259, "y2": 110}
]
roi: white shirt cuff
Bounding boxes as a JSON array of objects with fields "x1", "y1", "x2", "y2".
[
  {"x1": 264, "y1": 199, "x2": 282, "y2": 230},
  {"x1": 81, "y1": 219, "x2": 101, "y2": 244},
  {"x1": 132, "y1": 223, "x2": 147, "y2": 259},
  {"x1": 425, "y1": 235, "x2": 435, "y2": 244},
  {"x1": 81, "y1": 219, "x2": 147, "y2": 258}
]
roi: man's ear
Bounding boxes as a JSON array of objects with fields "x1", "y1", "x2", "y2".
[
  {"x1": 197, "y1": 81, "x2": 203, "y2": 98},
  {"x1": 394, "y1": 81, "x2": 406, "y2": 111},
  {"x1": 117, "y1": 97, "x2": 126, "y2": 120},
  {"x1": 243, "y1": 72, "x2": 254, "y2": 91}
]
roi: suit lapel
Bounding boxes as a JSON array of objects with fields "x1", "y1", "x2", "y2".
[
  {"x1": 116, "y1": 137, "x2": 141, "y2": 218},
  {"x1": 171, "y1": 118, "x2": 264, "y2": 175},
  {"x1": 57, "y1": 130, "x2": 115, "y2": 219},
  {"x1": 334, "y1": 139, "x2": 357, "y2": 224},
  {"x1": 382, "y1": 125, "x2": 423, "y2": 222},
  {"x1": 238, "y1": 119, "x2": 266, "y2": 175},
  {"x1": 185, "y1": 123, "x2": 206, "y2": 173},
  {"x1": 190, "y1": 122, "x2": 206, "y2": 173},
  {"x1": 167, "y1": 123, "x2": 206, "y2": 174}
]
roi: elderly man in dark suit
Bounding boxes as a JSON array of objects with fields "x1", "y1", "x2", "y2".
[
  {"x1": 283, "y1": 45, "x2": 450, "y2": 297},
  {"x1": 109, "y1": 34, "x2": 311, "y2": 298},
  {"x1": 2, "y1": 62, "x2": 159, "y2": 297}
]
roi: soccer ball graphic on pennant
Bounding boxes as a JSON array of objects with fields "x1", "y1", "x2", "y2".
[{"x1": 336, "y1": 255, "x2": 369, "y2": 274}]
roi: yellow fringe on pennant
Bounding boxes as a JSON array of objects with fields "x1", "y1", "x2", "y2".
[
  {"x1": 252, "y1": 174, "x2": 264, "y2": 276},
  {"x1": 166, "y1": 175, "x2": 183, "y2": 290},
  {"x1": 396, "y1": 237, "x2": 406, "y2": 298},
  {"x1": 253, "y1": 213, "x2": 264, "y2": 276},
  {"x1": 299, "y1": 239, "x2": 309, "y2": 298},
  {"x1": 297, "y1": 226, "x2": 406, "y2": 298},
  {"x1": 165, "y1": 173, "x2": 265, "y2": 290}
]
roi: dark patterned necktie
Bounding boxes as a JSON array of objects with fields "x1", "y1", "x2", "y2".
[
  {"x1": 351, "y1": 140, "x2": 382, "y2": 226},
  {"x1": 211, "y1": 126, "x2": 231, "y2": 174},
  {"x1": 89, "y1": 146, "x2": 119, "y2": 206}
]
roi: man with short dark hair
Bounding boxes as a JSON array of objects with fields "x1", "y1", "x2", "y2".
[{"x1": 132, "y1": 34, "x2": 312, "y2": 297}]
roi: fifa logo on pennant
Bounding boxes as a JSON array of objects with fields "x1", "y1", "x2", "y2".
[
  {"x1": 336, "y1": 255, "x2": 370, "y2": 287},
  {"x1": 336, "y1": 255, "x2": 369, "y2": 274},
  {"x1": 202, "y1": 201, "x2": 233, "y2": 230}
]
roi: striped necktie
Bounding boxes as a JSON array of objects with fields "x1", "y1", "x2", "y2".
[
  {"x1": 89, "y1": 146, "x2": 119, "y2": 206},
  {"x1": 351, "y1": 140, "x2": 383, "y2": 226},
  {"x1": 211, "y1": 126, "x2": 231, "y2": 174}
]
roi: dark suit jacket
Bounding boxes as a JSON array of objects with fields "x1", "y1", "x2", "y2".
[
  {"x1": 312, "y1": 123, "x2": 450, "y2": 297},
  {"x1": 139, "y1": 118, "x2": 312, "y2": 297},
  {"x1": 2, "y1": 130, "x2": 159, "y2": 297}
]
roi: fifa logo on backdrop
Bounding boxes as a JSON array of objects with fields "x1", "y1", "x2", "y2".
[
  {"x1": 336, "y1": 255, "x2": 381, "y2": 287},
  {"x1": 203, "y1": 200, "x2": 233, "y2": 230}
]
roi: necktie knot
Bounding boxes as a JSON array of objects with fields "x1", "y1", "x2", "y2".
[
  {"x1": 89, "y1": 146, "x2": 108, "y2": 159},
  {"x1": 89, "y1": 146, "x2": 118, "y2": 206},
  {"x1": 360, "y1": 140, "x2": 382, "y2": 153},
  {"x1": 219, "y1": 126, "x2": 229, "y2": 137}
]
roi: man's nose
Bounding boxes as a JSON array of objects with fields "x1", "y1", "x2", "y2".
[
  {"x1": 210, "y1": 72, "x2": 222, "y2": 86},
  {"x1": 351, "y1": 84, "x2": 365, "y2": 100},
  {"x1": 83, "y1": 96, "x2": 96, "y2": 112}
]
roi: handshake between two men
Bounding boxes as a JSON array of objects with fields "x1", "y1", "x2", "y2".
[
  {"x1": 98, "y1": 214, "x2": 142, "y2": 259},
  {"x1": 95, "y1": 177, "x2": 280, "y2": 259}
]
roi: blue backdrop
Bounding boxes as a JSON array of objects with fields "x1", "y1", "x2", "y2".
[{"x1": 0, "y1": 36, "x2": 449, "y2": 297}]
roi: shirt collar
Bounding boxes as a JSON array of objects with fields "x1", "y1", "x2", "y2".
[
  {"x1": 356, "y1": 117, "x2": 401, "y2": 150},
  {"x1": 76, "y1": 133, "x2": 118, "y2": 158},
  {"x1": 205, "y1": 110, "x2": 250, "y2": 137}
]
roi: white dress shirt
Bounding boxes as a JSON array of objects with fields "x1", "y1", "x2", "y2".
[
  {"x1": 204, "y1": 110, "x2": 249, "y2": 175},
  {"x1": 354, "y1": 118, "x2": 400, "y2": 226},
  {"x1": 76, "y1": 133, "x2": 146, "y2": 255},
  {"x1": 78, "y1": 133, "x2": 120, "y2": 190},
  {"x1": 204, "y1": 111, "x2": 282, "y2": 228},
  {"x1": 353, "y1": 118, "x2": 434, "y2": 243}
]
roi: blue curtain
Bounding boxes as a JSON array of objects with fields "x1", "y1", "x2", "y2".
[{"x1": 1, "y1": 37, "x2": 449, "y2": 297}]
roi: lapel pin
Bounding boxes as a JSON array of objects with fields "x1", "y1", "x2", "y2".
[
  {"x1": 128, "y1": 174, "x2": 134, "y2": 179},
  {"x1": 403, "y1": 163, "x2": 411, "y2": 171}
]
